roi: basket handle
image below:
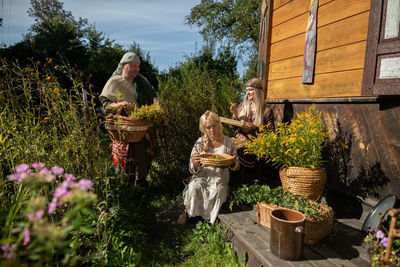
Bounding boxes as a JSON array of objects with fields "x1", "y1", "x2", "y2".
[{"x1": 116, "y1": 103, "x2": 128, "y2": 115}]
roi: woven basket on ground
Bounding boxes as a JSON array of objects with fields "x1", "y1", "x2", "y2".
[
  {"x1": 199, "y1": 153, "x2": 235, "y2": 167},
  {"x1": 256, "y1": 201, "x2": 334, "y2": 245},
  {"x1": 105, "y1": 106, "x2": 149, "y2": 143},
  {"x1": 279, "y1": 166, "x2": 327, "y2": 203}
]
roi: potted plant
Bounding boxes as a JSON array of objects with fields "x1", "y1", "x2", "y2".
[
  {"x1": 364, "y1": 210, "x2": 400, "y2": 266},
  {"x1": 244, "y1": 104, "x2": 329, "y2": 202},
  {"x1": 229, "y1": 184, "x2": 334, "y2": 245}
]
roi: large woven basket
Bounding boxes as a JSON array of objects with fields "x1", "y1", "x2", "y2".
[
  {"x1": 279, "y1": 167, "x2": 327, "y2": 202},
  {"x1": 105, "y1": 106, "x2": 149, "y2": 143},
  {"x1": 256, "y1": 201, "x2": 334, "y2": 245},
  {"x1": 199, "y1": 153, "x2": 235, "y2": 167}
]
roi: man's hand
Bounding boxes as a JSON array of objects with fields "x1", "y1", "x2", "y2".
[{"x1": 108, "y1": 101, "x2": 136, "y2": 112}]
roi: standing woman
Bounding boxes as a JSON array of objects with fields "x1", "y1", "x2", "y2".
[
  {"x1": 177, "y1": 111, "x2": 240, "y2": 225},
  {"x1": 230, "y1": 78, "x2": 275, "y2": 170}
]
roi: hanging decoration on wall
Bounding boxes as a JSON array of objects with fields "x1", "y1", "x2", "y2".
[{"x1": 302, "y1": 0, "x2": 319, "y2": 84}]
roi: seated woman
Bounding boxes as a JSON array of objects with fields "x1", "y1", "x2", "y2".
[
  {"x1": 177, "y1": 111, "x2": 240, "y2": 225},
  {"x1": 230, "y1": 78, "x2": 275, "y2": 173}
]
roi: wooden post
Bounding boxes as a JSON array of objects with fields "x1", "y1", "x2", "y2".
[
  {"x1": 258, "y1": 0, "x2": 272, "y2": 96},
  {"x1": 302, "y1": 0, "x2": 318, "y2": 84},
  {"x1": 384, "y1": 209, "x2": 400, "y2": 266}
]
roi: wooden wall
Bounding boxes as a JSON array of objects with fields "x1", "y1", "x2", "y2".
[
  {"x1": 269, "y1": 101, "x2": 400, "y2": 200},
  {"x1": 266, "y1": 0, "x2": 371, "y2": 99}
]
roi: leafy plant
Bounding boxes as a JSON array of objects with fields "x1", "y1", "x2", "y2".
[
  {"x1": 181, "y1": 221, "x2": 246, "y2": 267},
  {"x1": 245, "y1": 104, "x2": 329, "y2": 168},
  {"x1": 229, "y1": 185, "x2": 333, "y2": 221},
  {"x1": 364, "y1": 215, "x2": 400, "y2": 267},
  {"x1": 1, "y1": 163, "x2": 96, "y2": 265}
]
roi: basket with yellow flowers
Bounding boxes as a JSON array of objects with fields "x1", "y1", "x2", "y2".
[
  {"x1": 105, "y1": 102, "x2": 164, "y2": 143},
  {"x1": 244, "y1": 104, "x2": 329, "y2": 202}
]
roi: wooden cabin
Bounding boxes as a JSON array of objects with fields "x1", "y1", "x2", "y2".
[{"x1": 258, "y1": 0, "x2": 400, "y2": 211}]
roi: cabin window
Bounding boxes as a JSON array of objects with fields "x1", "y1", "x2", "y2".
[{"x1": 362, "y1": 0, "x2": 400, "y2": 95}]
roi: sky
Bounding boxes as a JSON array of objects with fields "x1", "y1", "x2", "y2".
[{"x1": 0, "y1": 0, "x2": 213, "y2": 72}]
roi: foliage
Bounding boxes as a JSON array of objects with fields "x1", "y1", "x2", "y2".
[
  {"x1": 149, "y1": 61, "x2": 241, "y2": 189},
  {"x1": 364, "y1": 215, "x2": 400, "y2": 267},
  {"x1": 229, "y1": 185, "x2": 333, "y2": 221},
  {"x1": 180, "y1": 221, "x2": 245, "y2": 267},
  {"x1": 245, "y1": 105, "x2": 329, "y2": 168},
  {"x1": 1, "y1": 163, "x2": 96, "y2": 265},
  {"x1": 0, "y1": 58, "x2": 104, "y2": 179},
  {"x1": 185, "y1": 0, "x2": 260, "y2": 54},
  {"x1": 0, "y1": 0, "x2": 159, "y2": 100}
]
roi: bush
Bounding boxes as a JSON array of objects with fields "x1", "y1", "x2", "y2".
[
  {"x1": 149, "y1": 62, "x2": 241, "y2": 189},
  {"x1": 245, "y1": 104, "x2": 329, "y2": 168}
]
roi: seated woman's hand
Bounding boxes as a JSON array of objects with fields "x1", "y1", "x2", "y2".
[{"x1": 191, "y1": 152, "x2": 201, "y2": 170}]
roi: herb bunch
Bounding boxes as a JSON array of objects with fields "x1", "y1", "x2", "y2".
[
  {"x1": 229, "y1": 185, "x2": 333, "y2": 221},
  {"x1": 129, "y1": 101, "x2": 165, "y2": 122},
  {"x1": 245, "y1": 104, "x2": 329, "y2": 168}
]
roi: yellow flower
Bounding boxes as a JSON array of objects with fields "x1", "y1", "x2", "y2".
[
  {"x1": 295, "y1": 149, "x2": 300, "y2": 154},
  {"x1": 300, "y1": 137, "x2": 305, "y2": 143},
  {"x1": 53, "y1": 87, "x2": 60, "y2": 94},
  {"x1": 46, "y1": 76, "x2": 51, "y2": 81},
  {"x1": 311, "y1": 128, "x2": 318, "y2": 134},
  {"x1": 284, "y1": 149, "x2": 291, "y2": 155},
  {"x1": 44, "y1": 117, "x2": 49, "y2": 122}
]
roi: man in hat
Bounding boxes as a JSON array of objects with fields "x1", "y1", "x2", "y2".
[{"x1": 100, "y1": 52, "x2": 155, "y2": 187}]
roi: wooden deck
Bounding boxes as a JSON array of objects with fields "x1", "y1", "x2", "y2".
[{"x1": 218, "y1": 209, "x2": 371, "y2": 267}]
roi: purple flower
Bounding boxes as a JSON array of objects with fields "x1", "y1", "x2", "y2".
[
  {"x1": 27, "y1": 210, "x2": 44, "y2": 222},
  {"x1": 298, "y1": 199, "x2": 303, "y2": 203},
  {"x1": 64, "y1": 173, "x2": 75, "y2": 182},
  {"x1": 51, "y1": 166, "x2": 64, "y2": 176},
  {"x1": 23, "y1": 227, "x2": 30, "y2": 244},
  {"x1": 48, "y1": 201, "x2": 57, "y2": 214},
  {"x1": 15, "y1": 163, "x2": 29, "y2": 174},
  {"x1": 381, "y1": 237, "x2": 388, "y2": 248},
  {"x1": 1, "y1": 243, "x2": 16, "y2": 259},
  {"x1": 376, "y1": 230, "x2": 385, "y2": 239},
  {"x1": 1, "y1": 244, "x2": 9, "y2": 251},
  {"x1": 8, "y1": 173, "x2": 21, "y2": 182},
  {"x1": 39, "y1": 167, "x2": 51, "y2": 175},
  {"x1": 54, "y1": 186, "x2": 69, "y2": 198},
  {"x1": 31, "y1": 162, "x2": 45, "y2": 170},
  {"x1": 77, "y1": 179, "x2": 93, "y2": 190}
]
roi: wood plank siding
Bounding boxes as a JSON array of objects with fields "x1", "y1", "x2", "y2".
[{"x1": 266, "y1": 0, "x2": 371, "y2": 99}]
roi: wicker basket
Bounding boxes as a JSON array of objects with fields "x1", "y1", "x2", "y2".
[
  {"x1": 105, "y1": 106, "x2": 149, "y2": 143},
  {"x1": 279, "y1": 167, "x2": 327, "y2": 202},
  {"x1": 199, "y1": 153, "x2": 235, "y2": 167},
  {"x1": 256, "y1": 201, "x2": 334, "y2": 245}
]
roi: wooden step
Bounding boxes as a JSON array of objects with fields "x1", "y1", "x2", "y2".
[{"x1": 218, "y1": 209, "x2": 370, "y2": 267}]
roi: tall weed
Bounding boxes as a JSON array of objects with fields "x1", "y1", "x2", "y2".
[{"x1": 150, "y1": 64, "x2": 241, "y2": 189}]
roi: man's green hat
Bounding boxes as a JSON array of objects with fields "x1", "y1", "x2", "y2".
[{"x1": 112, "y1": 52, "x2": 140, "y2": 76}]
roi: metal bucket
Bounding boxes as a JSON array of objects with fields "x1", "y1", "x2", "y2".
[{"x1": 270, "y1": 208, "x2": 305, "y2": 261}]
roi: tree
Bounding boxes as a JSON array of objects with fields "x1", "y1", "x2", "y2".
[
  {"x1": 27, "y1": 0, "x2": 88, "y2": 35},
  {"x1": 185, "y1": 0, "x2": 261, "y2": 55}
]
